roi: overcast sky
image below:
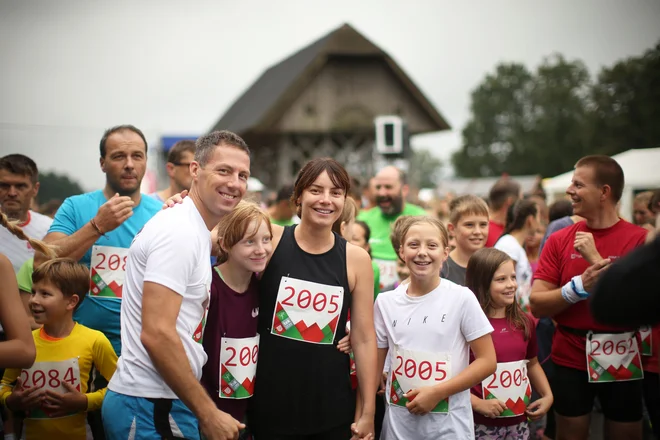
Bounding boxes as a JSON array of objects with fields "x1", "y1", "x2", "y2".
[{"x1": 1, "y1": 0, "x2": 659, "y2": 191}]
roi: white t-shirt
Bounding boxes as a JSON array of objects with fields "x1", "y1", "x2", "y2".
[
  {"x1": 494, "y1": 234, "x2": 533, "y2": 310},
  {"x1": 109, "y1": 197, "x2": 212, "y2": 399},
  {"x1": 374, "y1": 279, "x2": 493, "y2": 440},
  {"x1": 0, "y1": 210, "x2": 52, "y2": 273}
]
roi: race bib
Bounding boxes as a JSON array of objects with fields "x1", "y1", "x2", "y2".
[
  {"x1": 271, "y1": 277, "x2": 343, "y2": 345},
  {"x1": 640, "y1": 326, "x2": 653, "y2": 356},
  {"x1": 20, "y1": 358, "x2": 81, "y2": 419},
  {"x1": 219, "y1": 336, "x2": 259, "y2": 399},
  {"x1": 482, "y1": 360, "x2": 531, "y2": 417},
  {"x1": 389, "y1": 346, "x2": 450, "y2": 413},
  {"x1": 374, "y1": 259, "x2": 398, "y2": 291},
  {"x1": 90, "y1": 245, "x2": 129, "y2": 298},
  {"x1": 586, "y1": 332, "x2": 644, "y2": 383}
]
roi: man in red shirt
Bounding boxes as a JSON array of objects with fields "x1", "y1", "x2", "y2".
[
  {"x1": 530, "y1": 155, "x2": 648, "y2": 440},
  {"x1": 485, "y1": 178, "x2": 521, "y2": 247}
]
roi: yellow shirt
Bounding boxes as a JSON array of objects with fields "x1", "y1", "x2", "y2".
[{"x1": 0, "y1": 323, "x2": 117, "y2": 439}]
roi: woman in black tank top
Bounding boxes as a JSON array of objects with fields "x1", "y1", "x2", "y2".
[{"x1": 250, "y1": 158, "x2": 378, "y2": 440}]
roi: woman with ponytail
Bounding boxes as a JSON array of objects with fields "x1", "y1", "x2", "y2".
[
  {"x1": 0, "y1": 212, "x2": 56, "y2": 368},
  {"x1": 494, "y1": 199, "x2": 541, "y2": 313}
]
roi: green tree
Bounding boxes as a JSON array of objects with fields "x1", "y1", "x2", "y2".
[
  {"x1": 452, "y1": 55, "x2": 593, "y2": 178},
  {"x1": 590, "y1": 42, "x2": 660, "y2": 155},
  {"x1": 37, "y1": 171, "x2": 84, "y2": 204},
  {"x1": 409, "y1": 147, "x2": 443, "y2": 188}
]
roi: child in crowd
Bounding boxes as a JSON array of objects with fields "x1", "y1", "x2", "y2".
[
  {"x1": 351, "y1": 220, "x2": 381, "y2": 299},
  {"x1": 374, "y1": 216, "x2": 496, "y2": 439},
  {"x1": 441, "y1": 195, "x2": 490, "y2": 286},
  {"x1": 0, "y1": 259, "x2": 117, "y2": 440},
  {"x1": 201, "y1": 201, "x2": 273, "y2": 439},
  {"x1": 466, "y1": 248, "x2": 552, "y2": 440},
  {"x1": 390, "y1": 216, "x2": 414, "y2": 289}
]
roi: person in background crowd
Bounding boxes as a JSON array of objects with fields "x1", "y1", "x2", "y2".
[
  {"x1": 633, "y1": 191, "x2": 655, "y2": 232},
  {"x1": 267, "y1": 184, "x2": 295, "y2": 227},
  {"x1": 351, "y1": 220, "x2": 381, "y2": 300},
  {"x1": 349, "y1": 176, "x2": 363, "y2": 209},
  {"x1": 485, "y1": 179, "x2": 522, "y2": 248},
  {"x1": 362, "y1": 177, "x2": 378, "y2": 211},
  {"x1": 0, "y1": 154, "x2": 53, "y2": 273},
  {"x1": 527, "y1": 194, "x2": 549, "y2": 226},
  {"x1": 548, "y1": 199, "x2": 574, "y2": 224},
  {"x1": 540, "y1": 199, "x2": 583, "y2": 255},
  {"x1": 531, "y1": 155, "x2": 648, "y2": 440},
  {"x1": 441, "y1": 195, "x2": 490, "y2": 286},
  {"x1": 151, "y1": 140, "x2": 196, "y2": 203},
  {"x1": 358, "y1": 166, "x2": 426, "y2": 292},
  {"x1": 526, "y1": 221, "x2": 546, "y2": 276}
]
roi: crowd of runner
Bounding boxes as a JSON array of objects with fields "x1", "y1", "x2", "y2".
[{"x1": 0, "y1": 125, "x2": 659, "y2": 440}]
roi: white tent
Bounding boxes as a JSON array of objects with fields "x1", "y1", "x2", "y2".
[{"x1": 543, "y1": 148, "x2": 660, "y2": 221}]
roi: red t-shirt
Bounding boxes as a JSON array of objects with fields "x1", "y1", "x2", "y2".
[
  {"x1": 486, "y1": 220, "x2": 505, "y2": 248},
  {"x1": 471, "y1": 316, "x2": 537, "y2": 427},
  {"x1": 533, "y1": 220, "x2": 647, "y2": 371}
]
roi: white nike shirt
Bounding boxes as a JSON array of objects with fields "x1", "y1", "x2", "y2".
[
  {"x1": 374, "y1": 280, "x2": 493, "y2": 440},
  {"x1": 109, "y1": 197, "x2": 211, "y2": 399}
]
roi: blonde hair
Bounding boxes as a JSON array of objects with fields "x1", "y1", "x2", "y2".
[
  {"x1": 398, "y1": 216, "x2": 449, "y2": 252},
  {"x1": 390, "y1": 216, "x2": 416, "y2": 262},
  {"x1": 32, "y1": 258, "x2": 89, "y2": 310},
  {"x1": 449, "y1": 195, "x2": 489, "y2": 225},
  {"x1": 634, "y1": 191, "x2": 653, "y2": 206},
  {"x1": 0, "y1": 212, "x2": 56, "y2": 259},
  {"x1": 216, "y1": 201, "x2": 272, "y2": 264},
  {"x1": 332, "y1": 197, "x2": 358, "y2": 235}
]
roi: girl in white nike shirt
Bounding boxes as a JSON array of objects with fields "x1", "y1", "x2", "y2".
[{"x1": 374, "y1": 216, "x2": 496, "y2": 439}]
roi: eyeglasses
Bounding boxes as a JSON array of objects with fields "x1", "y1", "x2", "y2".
[{"x1": 171, "y1": 162, "x2": 191, "y2": 167}]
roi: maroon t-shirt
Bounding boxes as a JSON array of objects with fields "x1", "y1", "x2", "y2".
[
  {"x1": 486, "y1": 220, "x2": 505, "y2": 248},
  {"x1": 201, "y1": 267, "x2": 260, "y2": 422},
  {"x1": 471, "y1": 316, "x2": 537, "y2": 427}
]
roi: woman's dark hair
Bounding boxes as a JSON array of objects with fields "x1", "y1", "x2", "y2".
[
  {"x1": 291, "y1": 158, "x2": 350, "y2": 218},
  {"x1": 501, "y1": 199, "x2": 538, "y2": 238}
]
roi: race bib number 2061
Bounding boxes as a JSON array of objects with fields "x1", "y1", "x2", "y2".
[{"x1": 271, "y1": 277, "x2": 343, "y2": 345}]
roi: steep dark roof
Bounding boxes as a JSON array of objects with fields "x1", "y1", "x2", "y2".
[{"x1": 210, "y1": 23, "x2": 450, "y2": 134}]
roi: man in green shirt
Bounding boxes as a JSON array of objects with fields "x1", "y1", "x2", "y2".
[
  {"x1": 268, "y1": 184, "x2": 296, "y2": 226},
  {"x1": 357, "y1": 166, "x2": 426, "y2": 291}
]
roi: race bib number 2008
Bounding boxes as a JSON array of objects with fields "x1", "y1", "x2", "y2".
[
  {"x1": 90, "y1": 245, "x2": 129, "y2": 298},
  {"x1": 271, "y1": 277, "x2": 344, "y2": 345},
  {"x1": 389, "y1": 347, "x2": 451, "y2": 413},
  {"x1": 482, "y1": 360, "x2": 531, "y2": 417}
]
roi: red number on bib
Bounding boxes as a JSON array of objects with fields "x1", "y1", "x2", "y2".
[
  {"x1": 418, "y1": 361, "x2": 432, "y2": 380},
  {"x1": 252, "y1": 344, "x2": 259, "y2": 364},
  {"x1": 501, "y1": 370, "x2": 512, "y2": 388},
  {"x1": 48, "y1": 370, "x2": 60, "y2": 388},
  {"x1": 313, "y1": 293, "x2": 328, "y2": 312},
  {"x1": 514, "y1": 368, "x2": 523, "y2": 386},
  {"x1": 19, "y1": 370, "x2": 30, "y2": 389},
  {"x1": 32, "y1": 370, "x2": 45, "y2": 388},
  {"x1": 616, "y1": 340, "x2": 628, "y2": 355},
  {"x1": 63, "y1": 367, "x2": 76, "y2": 385},
  {"x1": 297, "y1": 290, "x2": 311, "y2": 309},
  {"x1": 603, "y1": 340, "x2": 614, "y2": 355},
  {"x1": 122, "y1": 256, "x2": 128, "y2": 271},
  {"x1": 394, "y1": 355, "x2": 403, "y2": 376},
  {"x1": 328, "y1": 294, "x2": 340, "y2": 314},
  {"x1": 108, "y1": 254, "x2": 121, "y2": 271},
  {"x1": 487, "y1": 372, "x2": 498, "y2": 388},
  {"x1": 435, "y1": 361, "x2": 447, "y2": 381},
  {"x1": 404, "y1": 359, "x2": 416, "y2": 378},
  {"x1": 282, "y1": 286, "x2": 295, "y2": 307},
  {"x1": 629, "y1": 338, "x2": 636, "y2": 354},
  {"x1": 95, "y1": 253, "x2": 107, "y2": 270},
  {"x1": 225, "y1": 347, "x2": 237, "y2": 367},
  {"x1": 239, "y1": 347, "x2": 251, "y2": 366},
  {"x1": 592, "y1": 340, "x2": 601, "y2": 355}
]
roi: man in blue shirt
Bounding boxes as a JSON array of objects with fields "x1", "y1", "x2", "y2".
[{"x1": 39, "y1": 125, "x2": 162, "y2": 355}]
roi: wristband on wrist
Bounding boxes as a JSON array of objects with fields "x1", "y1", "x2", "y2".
[
  {"x1": 89, "y1": 218, "x2": 105, "y2": 237},
  {"x1": 571, "y1": 275, "x2": 589, "y2": 298},
  {"x1": 561, "y1": 280, "x2": 585, "y2": 304}
]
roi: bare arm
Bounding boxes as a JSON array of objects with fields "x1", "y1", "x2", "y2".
[
  {"x1": 349, "y1": 246, "x2": 378, "y2": 417},
  {"x1": 525, "y1": 357, "x2": 553, "y2": 419},
  {"x1": 38, "y1": 228, "x2": 101, "y2": 265},
  {"x1": 0, "y1": 255, "x2": 35, "y2": 368},
  {"x1": 435, "y1": 334, "x2": 496, "y2": 397},
  {"x1": 141, "y1": 282, "x2": 219, "y2": 420},
  {"x1": 529, "y1": 279, "x2": 568, "y2": 318}
]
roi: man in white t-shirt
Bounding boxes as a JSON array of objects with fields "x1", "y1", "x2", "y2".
[
  {"x1": 374, "y1": 279, "x2": 493, "y2": 439},
  {"x1": 0, "y1": 154, "x2": 53, "y2": 272},
  {"x1": 104, "y1": 131, "x2": 251, "y2": 440}
]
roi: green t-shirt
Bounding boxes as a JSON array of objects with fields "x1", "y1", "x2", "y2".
[
  {"x1": 357, "y1": 204, "x2": 427, "y2": 261},
  {"x1": 270, "y1": 217, "x2": 295, "y2": 227},
  {"x1": 17, "y1": 257, "x2": 34, "y2": 293},
  {"x1": 372, "y1": 261, "x2": 381, "y2": 300}
]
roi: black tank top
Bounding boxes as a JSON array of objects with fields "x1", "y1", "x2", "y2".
[{"x1": 250, "y1": 225, "x2": 353, "y2": 435}]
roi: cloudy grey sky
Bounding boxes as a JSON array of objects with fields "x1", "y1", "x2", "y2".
[{"x1": 1, "y1": 0, "x2": 659, "y2": 191}]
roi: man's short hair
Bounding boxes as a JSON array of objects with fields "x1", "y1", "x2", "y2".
[
  {"x1": 99, "y1": 125, "x2": 148, "y2": 158},
  {"x1": 548, "y1": 199, "x2": 573, "y2": 223},
  {"x1": 488, "y1": 179, "x2": 521, "y2": 211},
  {"x1": 167, "y1": 140, "x2": 196, "y2": 165},
  {"x1": 195, "y1": 131, "x2": 250, "y2": 167},
  {"x1": 575, "y1": 155, "x2": 625, "y2": 203},
  {"x1": 449, "y1": 195, "x2": 489, "y2": 225},
  {"x1": 0, "y1": 154, "x2": 39, "y2": 184}
]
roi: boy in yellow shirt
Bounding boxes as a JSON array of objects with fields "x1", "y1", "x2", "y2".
[{"x1": 0, "y1": 258, "x2": 117, "y2": 439}]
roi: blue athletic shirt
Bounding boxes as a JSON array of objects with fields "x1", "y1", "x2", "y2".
[{"x1": 48, "y1": 190, "x2": 162, "y2": 354}]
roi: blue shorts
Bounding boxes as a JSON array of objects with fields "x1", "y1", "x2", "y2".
[{"x1": 103, "y1": 390, "x2": 199, "y2": 439}]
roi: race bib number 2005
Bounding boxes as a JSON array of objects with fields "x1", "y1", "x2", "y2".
[
  {"x1": 271, "y1": 277, "x2": 343, "y2": 345},
  {"x1": 586, "y1": 332, "x2": 643, "y2": 383},
  {"x1": 90, "y1": 245, "x2": 129, "y2": 298},
  {"x1": 389, "y1": 346, "x2": 451, "y2": 413}
]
